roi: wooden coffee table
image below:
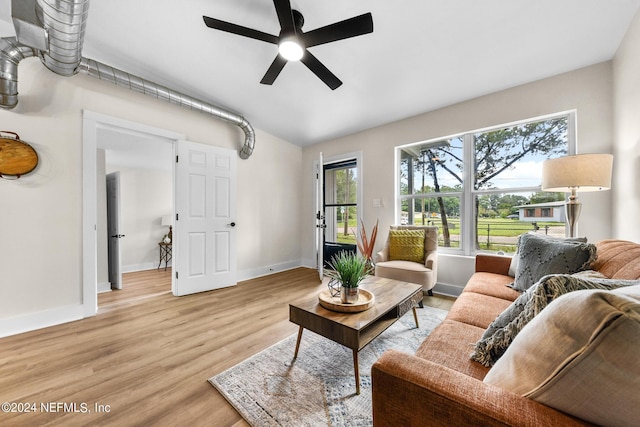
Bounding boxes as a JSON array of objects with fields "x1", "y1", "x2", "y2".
[{"x1": 289, "y1": 276, "x2": 423, "y2": 395}]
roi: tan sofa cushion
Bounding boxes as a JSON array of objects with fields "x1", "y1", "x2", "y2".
[
  {"x1": 484, "y1": 286, "x2": 640, "y2": 427},
  {"x1": 446, "y1": 291, "x2": 512, "y2": 330},
  {"x1": 591, "y1": 239, "x2": 640, "y2": 279},
  {"x1": 416, "y1": 320, "x2": 489, "y2": 380},
  {"x1": 464, "y1": 272, "x2": 520, "y2": 301}
]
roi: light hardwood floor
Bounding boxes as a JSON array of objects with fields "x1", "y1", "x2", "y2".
[{"x1": 0, "y1": 268, "x2": 454, "y2": 426}]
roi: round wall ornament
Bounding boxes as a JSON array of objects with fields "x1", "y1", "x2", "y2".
[{"x1": 0, "y1": 131, "x2": 39, "y2": 179}]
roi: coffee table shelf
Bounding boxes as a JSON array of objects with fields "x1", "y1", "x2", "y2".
[{"x1": 289, "y1": 276, "x2": 423, "y2": 394}]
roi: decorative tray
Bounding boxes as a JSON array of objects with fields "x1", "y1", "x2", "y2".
[{"x1": 318, "y1": 288, "x2": 375, "y2": 313}]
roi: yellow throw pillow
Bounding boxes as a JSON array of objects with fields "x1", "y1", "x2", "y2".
[{"x1": 388, "y1": 229, "x2": 425, "y2": 263}]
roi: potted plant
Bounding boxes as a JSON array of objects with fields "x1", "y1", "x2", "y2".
[
  {"x1": 355, "y1": 218, "x2": 378, "y2": 274},
  {"x1": 327, "y1": 251, "x2": 368, "y2": 303}
]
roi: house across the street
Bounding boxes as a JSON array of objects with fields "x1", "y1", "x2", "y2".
[{"x1": 514, "y1": 201, "x2": 566, "y2": 223}]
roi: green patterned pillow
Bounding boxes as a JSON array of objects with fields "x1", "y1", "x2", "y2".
[{"x1": 388, "y1": 229, "x2": 425, "y2": 263}]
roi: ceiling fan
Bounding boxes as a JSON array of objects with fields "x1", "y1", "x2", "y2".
[{"x1": 203, "y1": 0, "x2": 373, "y2": 90}]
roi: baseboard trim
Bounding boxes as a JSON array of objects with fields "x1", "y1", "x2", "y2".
[
  {"x1": 237, "y1": 260, "x2": 302, "y2": 282},
  {"x1": 97, "y1": 281, "x2": 112, "y2": 293},
  {"x1": 122, "y1": 262, "x2": 164, "y2": 273},
  {"x1": 300, "y1": 258, "x2": 318, "y2": 270},
  {"x1": 432, "y1": 282, "x2": 463, "y2": 298},
  {"x1": 0, "y1": 304, "x2": 85, "y2": 338}
]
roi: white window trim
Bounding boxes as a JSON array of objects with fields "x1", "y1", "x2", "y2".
[{"x1": 396, "y1": 110, "x2": 577, "y2": 256}]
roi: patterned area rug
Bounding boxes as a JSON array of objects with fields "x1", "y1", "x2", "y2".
[{"x1": 209, "y1": 306, "x2": 448, "y2": 426}]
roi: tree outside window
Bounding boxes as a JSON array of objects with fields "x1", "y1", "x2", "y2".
[{"x1": 399, "y1": 113, "x2": 571, "y2": 253}]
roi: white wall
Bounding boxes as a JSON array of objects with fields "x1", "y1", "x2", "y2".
[
  {"x1": 302, "y1": 62, "x2": 615, "y2": 294},
  {"x1": 104, "y1": 167, "x2": 172, "y2": 273},
  {"x1": 0, "y1": 58, "x2": 302, "y2": 336},
  {"x1": 613, "y1": 8, "x2": 640, "y2": 242}
]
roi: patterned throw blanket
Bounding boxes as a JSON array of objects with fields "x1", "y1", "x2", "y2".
[{"x1": 472, "y1": 274, "x2": 640, "y2": 367}]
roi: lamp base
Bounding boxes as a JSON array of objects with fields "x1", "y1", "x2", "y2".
[{"x1": 566, "y1": 201, "x2": 582, "y2": 238}]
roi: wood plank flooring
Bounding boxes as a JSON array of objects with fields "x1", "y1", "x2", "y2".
[{"x1": 0, "y1": 268, "x2": 454, "y2": 426}]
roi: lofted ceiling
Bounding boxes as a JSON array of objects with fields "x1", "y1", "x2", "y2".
[{"x1": 1, "y1": 0, "x2": 640, "y2": 148}]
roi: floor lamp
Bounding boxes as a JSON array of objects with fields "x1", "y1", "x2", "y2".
[{"x1": 541, "y1": 154, "x2": 613, "y2": 237}]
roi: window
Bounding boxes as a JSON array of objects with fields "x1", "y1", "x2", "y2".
[
  {"x1": 321, "y1": 157, "x2": 362, "y2": 269},
  {"x1": 398, "y1": 112, "x2": 573, "y2": 254},
  {"x1": 324, "y1": 160, "x2": 358, "y2": 245}
]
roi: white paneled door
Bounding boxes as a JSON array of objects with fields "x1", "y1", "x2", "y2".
[{"x1": 174, "y1": 140, "x2": 237, "y2": 296}]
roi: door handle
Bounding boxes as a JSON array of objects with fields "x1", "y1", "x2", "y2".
[
  {"x1": 111, "y1": 234, "x2": 126, "y2": 238},
  {"x1": 228, "y1": 222, "x2": 236, "y2": 227}
]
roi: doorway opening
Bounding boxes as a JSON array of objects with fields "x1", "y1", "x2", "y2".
[
  {"x1": 83, "y1": 110, "x2": 184, "y2": 316},
  {"x1": 321, "y1": 156, "x2": 361, "y2": 269}
]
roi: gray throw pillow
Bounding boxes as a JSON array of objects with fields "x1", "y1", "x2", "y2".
[
  {"x1": 471, "y1": 274, "x2": 640, "y2": 367},
  {"x1": 511, "y1": 233, "x2": 596, "y2": 292},
  {"x1": 507, "y1": 233, "x2": 587, "y2": 277}
]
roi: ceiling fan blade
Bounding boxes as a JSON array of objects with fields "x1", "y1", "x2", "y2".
[
  {"x1": 302, "y1": 13, "x2": 373, "y2": 48},
  {"x1": 301, "y1": 50, "x2": 342, "y2": 90},
  {"x1": 203, "y1": 16, "x2": 278, "y2": 44},
  {"x1": 273, "y1": 0, "x2": 295, "y2": 33},
  {"x1": 260, "y1": 55, "x2": 288, "y2": 85}
]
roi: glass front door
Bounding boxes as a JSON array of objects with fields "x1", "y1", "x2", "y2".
[{"x1": 323, "y1": 160, "x2": 358, "y2": 268}]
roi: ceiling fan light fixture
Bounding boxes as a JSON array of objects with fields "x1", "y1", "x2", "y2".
[{"x1": 278, "y1": 36, "x2": 304, "y2": 61}]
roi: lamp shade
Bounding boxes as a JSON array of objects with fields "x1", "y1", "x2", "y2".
[
  {"x1": 541, "y1": 153, "x2": 613, "y2": 192},
  {"x1": 161, "y1": 215, "x2": 172, "y2": 227}
]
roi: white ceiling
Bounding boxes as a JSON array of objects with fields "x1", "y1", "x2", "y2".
[{"x1": 2, "y1": 0, "x2": 640, "y2": 149}]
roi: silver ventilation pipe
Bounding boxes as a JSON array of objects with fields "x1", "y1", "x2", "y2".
[
  {"x1": 1, "y1": 0, "x2": 255, "y2": 158},
  {"x1": 0, "y1": 37, "x2": 38, "y2": 109},
  {"x1": 79, "y1": 58, "x2": 255, "y2": 159},
  {"x1": 36, "y1": 0, "x2": 90, "y2": 76}
]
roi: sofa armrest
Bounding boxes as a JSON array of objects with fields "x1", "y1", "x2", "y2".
[
  {"x1": 372, "y1": 350, "x2": 591, "y2": 427},
  {"x1": 475, "y1": 253, "x2": 512, "y2": 275},
  {"x1": 424, "y1": 250, "x2": 436, "y2": 270},
  {"x1": 425, "y1": 250, "x2": 437, "y2": 283}
]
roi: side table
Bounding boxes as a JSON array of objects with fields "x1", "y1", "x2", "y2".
[{"x1": 158, "y1": 242, "x2": 172, "y2": 271}]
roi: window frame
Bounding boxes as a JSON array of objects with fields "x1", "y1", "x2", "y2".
[{"x1": 396, "y1": 110, "x2": 576, "y2": 256}]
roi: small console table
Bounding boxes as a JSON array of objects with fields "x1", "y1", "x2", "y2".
[{"x1": 158, "y1": 242, "x2": 172, "y2": 271}]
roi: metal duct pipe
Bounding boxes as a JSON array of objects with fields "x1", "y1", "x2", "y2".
[
  {"x1": 3, "y1": 0, "x2": 255, "y2": 157},
  {"x1": 79, "y1": 58, "x2": 255, "y2": 159},
  {"x1": 0, "y1": 37, "x2": 38, "y2": 109},
  {"x1": 35, "y1": 0, "x2": 90, "y2": 76}
]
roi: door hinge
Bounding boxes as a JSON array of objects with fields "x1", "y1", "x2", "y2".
[
  {"x1": 176, "y1": 155, "x2": 179, "y2": 163},
  {"x1": 176, "y1": 271, "x2": 178, "y2": 279},
  {"x1": 176, "y1": 213, "x2": 179, "y2": 221}
]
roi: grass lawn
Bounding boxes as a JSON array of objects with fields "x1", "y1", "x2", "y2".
[
  {"x1": 329, "y1": 216, "x2": 565, "y2": 250},
  {"x1": 413, "y1": 217, "x2": 563, "y2": 237}
]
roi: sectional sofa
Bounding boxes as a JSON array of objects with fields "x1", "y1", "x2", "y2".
[{"x1": 372, "y1": 239, "x2": 640, "y2": 426}]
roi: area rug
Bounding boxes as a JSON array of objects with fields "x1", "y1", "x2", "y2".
[{"x1": 209, "y1": 306, "x2": 448, "y2": 426}]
